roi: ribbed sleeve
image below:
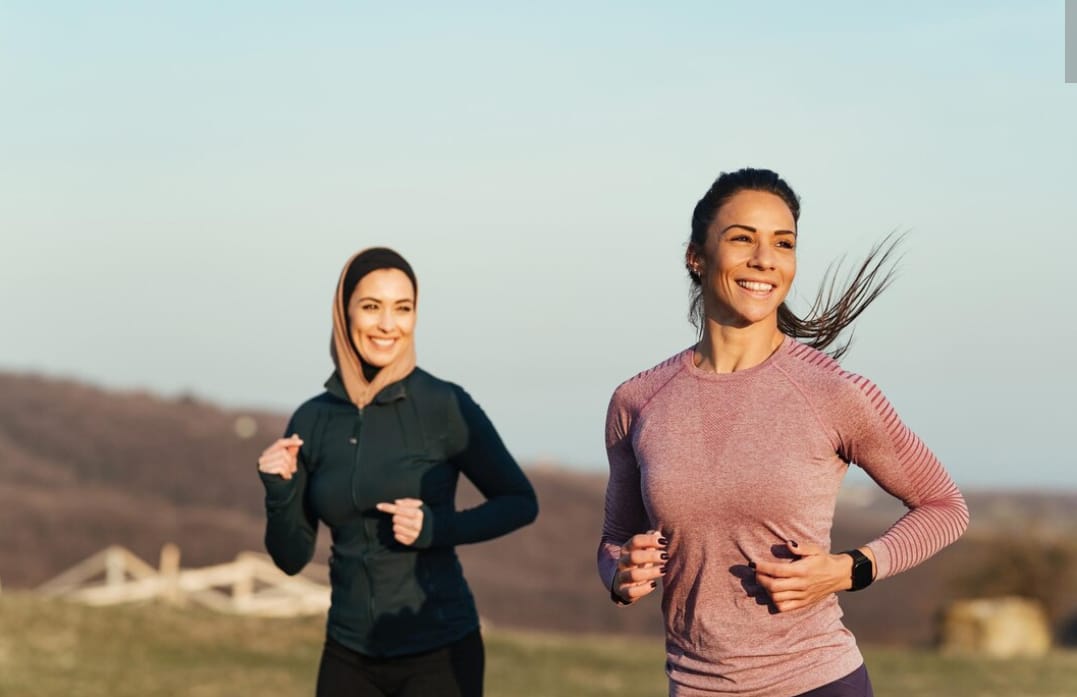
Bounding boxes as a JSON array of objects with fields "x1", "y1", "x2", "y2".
[{"x1": 831, "y1": 373, "x2": 969, "y2": 579}]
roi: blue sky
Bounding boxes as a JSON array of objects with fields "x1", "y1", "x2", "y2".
[{"x1": 2, "y1": 2, "x2": 1074, "y2": 488}]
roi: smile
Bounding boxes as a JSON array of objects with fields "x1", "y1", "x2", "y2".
[
  {"x1": 369, "y1": 337, "x2": 397, "y2": 349},
  {"x1": 736, "y1": 280, "x2": 776, "y2": 293}
]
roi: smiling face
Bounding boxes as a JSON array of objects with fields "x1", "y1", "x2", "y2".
[
  {"x1": 347, "y1": 268, "x2": 416, "y2": 368},
  {"x1": 687, "y1": 189, "x2": 797, "y2": 329}
]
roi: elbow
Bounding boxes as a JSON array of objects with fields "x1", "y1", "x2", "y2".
[
  {"x1": 522, "y1": 493, "x2": 539, "y2": 526},
  {"x1": 946, "y1": 481, "x2": 971, "y2": 539},
  {"x1": 265, "y1": 539, "x2": 313, "y2": 576},
  {"x1": 954, "y1": 492, "x2": 971, "y2": 539},
  {"x1": 504, "y1": 492, "x2": 538, "y2": 531},
  {"x1": 280, "y1": 563, "x2": 305, "y2": 577},
  {"x1": 507, "y1": 490, "x2": 539, "y2": 532},
  {"x1": 933, "y1": 487, "x2": 970, "y2": 544},
  {"x1": 517, "y1": 485, "x2": 539, "y2": 526},
  {"x1": 273, "y1": 554, "x2": 310, "y2": 577}
]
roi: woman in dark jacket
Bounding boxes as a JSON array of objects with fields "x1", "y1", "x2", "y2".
[{"x1": 257, "y1": 247, "x2": 538, "y2": 697}]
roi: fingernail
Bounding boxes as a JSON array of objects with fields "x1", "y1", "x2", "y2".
[
  {"x1": 658, "y1": 537, "x2": 669, "y2": 545},
  {"x1": 789, "y1": 540, "x2": 799, "y2": 548},
  {"x1": 650, "y1": 581, "x2": 657, "y2": 588},
  {"x1": 748, "y1": 561, "x2": 756, "y2": 570},
  {"x1": 660, "y1": 552, "x2": 669, "y2": 560},
  {"x1": 659, "y1": 565, "x2": 667, "y2": 574}
]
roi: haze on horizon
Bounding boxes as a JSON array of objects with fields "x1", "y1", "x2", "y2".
[{"x1": 2, "y1": 2, "x2": 1074, "y2": 489}]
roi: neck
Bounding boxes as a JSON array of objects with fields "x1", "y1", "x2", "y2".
[{"x1": 695, "y1": 317, "x2": 784, "y2": 374}]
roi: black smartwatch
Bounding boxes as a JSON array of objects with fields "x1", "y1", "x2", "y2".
[{"x1": 843, "y1": 549, "x2": 874, "y2": 592}]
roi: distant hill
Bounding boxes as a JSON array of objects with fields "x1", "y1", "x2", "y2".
[{"x1": 1, "y1": 370, "x2": 1074, "y2": 644}]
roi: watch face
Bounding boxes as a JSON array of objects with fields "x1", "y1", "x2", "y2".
[
  {"x1": 848, "y1": 551, "x2": 874, "y2": 591},
  {"x1": 852, "y1": 554, "x2": 873, "y2": 590}
]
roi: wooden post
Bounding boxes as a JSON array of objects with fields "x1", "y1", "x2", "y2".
[
  {"x1": 105, "y1": 547, "x2": 125, "y2": 587},
  {"x1": 159, "y1": 543, "x2": 183, "y2": 606},
  {"x1": 232, "y1": 556, "x2": 253, "y2": 610}
]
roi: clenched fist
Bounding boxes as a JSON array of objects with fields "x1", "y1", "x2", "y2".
[
  {"x1": 375, "y1": 498, "x2": 425, "y2": 546},
  {"x1": 612, "y1": 530, "x2": 668, "y2": 604},
  {"x1": 257, "y1": 434, "x2": 303, "y2": 480}
]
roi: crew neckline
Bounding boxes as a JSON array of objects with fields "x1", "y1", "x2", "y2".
[{"x1": 681, "y1": 335, "x2": 793, "y2": 381}]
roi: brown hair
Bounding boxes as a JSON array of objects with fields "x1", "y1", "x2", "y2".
[{"x1": 688, "y1": 168, "x2": 902, "y2": 360}]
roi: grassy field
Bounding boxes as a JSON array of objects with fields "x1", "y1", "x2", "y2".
[{"x1": 1, "y1": 593, "x2": 1074, "y2": 697}]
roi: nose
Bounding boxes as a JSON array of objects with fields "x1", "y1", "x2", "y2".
[
  {"x1": 748, "y1": 241, "x2": 776, "y2": 270},
  {"x1": 376, "y1": 308, "x2": 396, "y2": 332}
]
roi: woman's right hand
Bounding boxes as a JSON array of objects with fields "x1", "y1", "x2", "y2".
[
  {"x1": 257, "y1": 434, "x2": 303, "y2": 480},
  {"x1": 613, "y1": 530, "x2": 668, "y2": 604}
]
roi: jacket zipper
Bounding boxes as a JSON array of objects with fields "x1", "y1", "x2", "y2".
[{"x1": 351, "y1": 407, "x2": 377, "y2": 630}]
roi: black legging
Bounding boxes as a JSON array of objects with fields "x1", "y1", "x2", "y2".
[
  {"x1": 315, "y1": 630, "x2": 484, "y2": 697},
  {"x1": 794, "y1": 664, "x2": 874, "y2": 697}
]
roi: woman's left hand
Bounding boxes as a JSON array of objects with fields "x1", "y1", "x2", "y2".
[
  {"x1": 375, "y1": 498, "x2": 425, "y2": 546},
  {"x1": 752, "y1": 541, "x2": 852, "y2": 613}
]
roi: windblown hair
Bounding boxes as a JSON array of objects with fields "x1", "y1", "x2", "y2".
[{"x1": 688, "y1": 167, "x2": 902, "y2": 360}]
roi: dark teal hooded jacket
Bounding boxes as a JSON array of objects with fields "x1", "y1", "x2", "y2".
[{"x1": 259, "y1": 368, "x2": 538, "y2": 657}]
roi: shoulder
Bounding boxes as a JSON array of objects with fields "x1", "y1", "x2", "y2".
[
  {"x1": 289, "y1": 390, "x2": 348, "y2": 424},
  {"x1": 408, "y1": 370, "x2": 502, "y2": 454},
  {"x1": 607, "y1": 349, "x2": 691, "y2": 435},
  {"x1": 406, "y1": 367, "x2": 464, "y2": 403},
  {"x1": 616, "y1": 346, "x2": 689, "y2": 398},
  {"x1": 778, "y1": 340, "x2": 866, "y2": 391},
  {"x1": 404, "y1": 367, "x2": 479, "y2": 425},
  {"x1": 776, "y1": 340, "x2": 887, "y2": 418}
]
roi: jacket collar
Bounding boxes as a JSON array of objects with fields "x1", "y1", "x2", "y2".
[{"x1": 325, "y1": 371, "x2": 409, "y2": 406}]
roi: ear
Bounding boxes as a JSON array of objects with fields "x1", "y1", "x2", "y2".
[{"x1": 685, "y1": 244, "x2": 703, "y2": 280}]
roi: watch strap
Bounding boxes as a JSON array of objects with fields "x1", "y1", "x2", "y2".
[{"x1": 843, "y1": 549, "x2": 874, "y2": 592}]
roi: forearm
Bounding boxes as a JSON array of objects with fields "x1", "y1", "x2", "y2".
[
  {"x1": 260, "y1": 474, "x2": 317, "y2": 574},
  {"x1": 265, "y1": 514, "x2": 316, "y2": 574},
  {"x1": 426, "y1": 490, "x2": 538, "y2": 547},
  {"x1": 598, "y1": 436, "x2": 651, "y2": 598},
  {"x1": 864, "y1": 485, "x2": 968, "y2": 580}
]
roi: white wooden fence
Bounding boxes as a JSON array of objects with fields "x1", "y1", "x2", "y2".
[{"x1": 36, "y1": 544, "x2": 330, "y2": 618}]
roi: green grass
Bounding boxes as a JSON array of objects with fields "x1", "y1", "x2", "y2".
[
  {"x1": 864, "y1": 647, "x2": 1077, "y2": 697},
  {"x1": 1, "y1": 593, "x2": 1074, "y2": 696}
]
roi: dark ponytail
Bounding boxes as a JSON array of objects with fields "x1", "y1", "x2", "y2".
[{"x1": 688, "y1": 168, "x2": 901, "y2": 360}]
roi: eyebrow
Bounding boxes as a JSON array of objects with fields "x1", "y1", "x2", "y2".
[
  {"x1": 720, "y1": 224, "x2": 797, "y2": 236},
  {"x1": 354, "y1": 296, "x2": 415, "y2": 304}
]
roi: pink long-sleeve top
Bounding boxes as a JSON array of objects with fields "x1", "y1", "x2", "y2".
[{"x1": 598, "y1": 337, "x2": 968, "y2": 697}]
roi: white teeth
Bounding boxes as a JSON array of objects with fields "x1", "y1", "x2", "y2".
[
  {"x1": 370, "y1": 338, "x2": 396, "y2": 348},
  {"x1": 737, "y1": 281, "x2": 774, "y2": 292}
]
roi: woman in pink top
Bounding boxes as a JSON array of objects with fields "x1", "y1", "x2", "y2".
[{"x1": 598, "y1": 168, "x2": 968, "y2": 697}]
